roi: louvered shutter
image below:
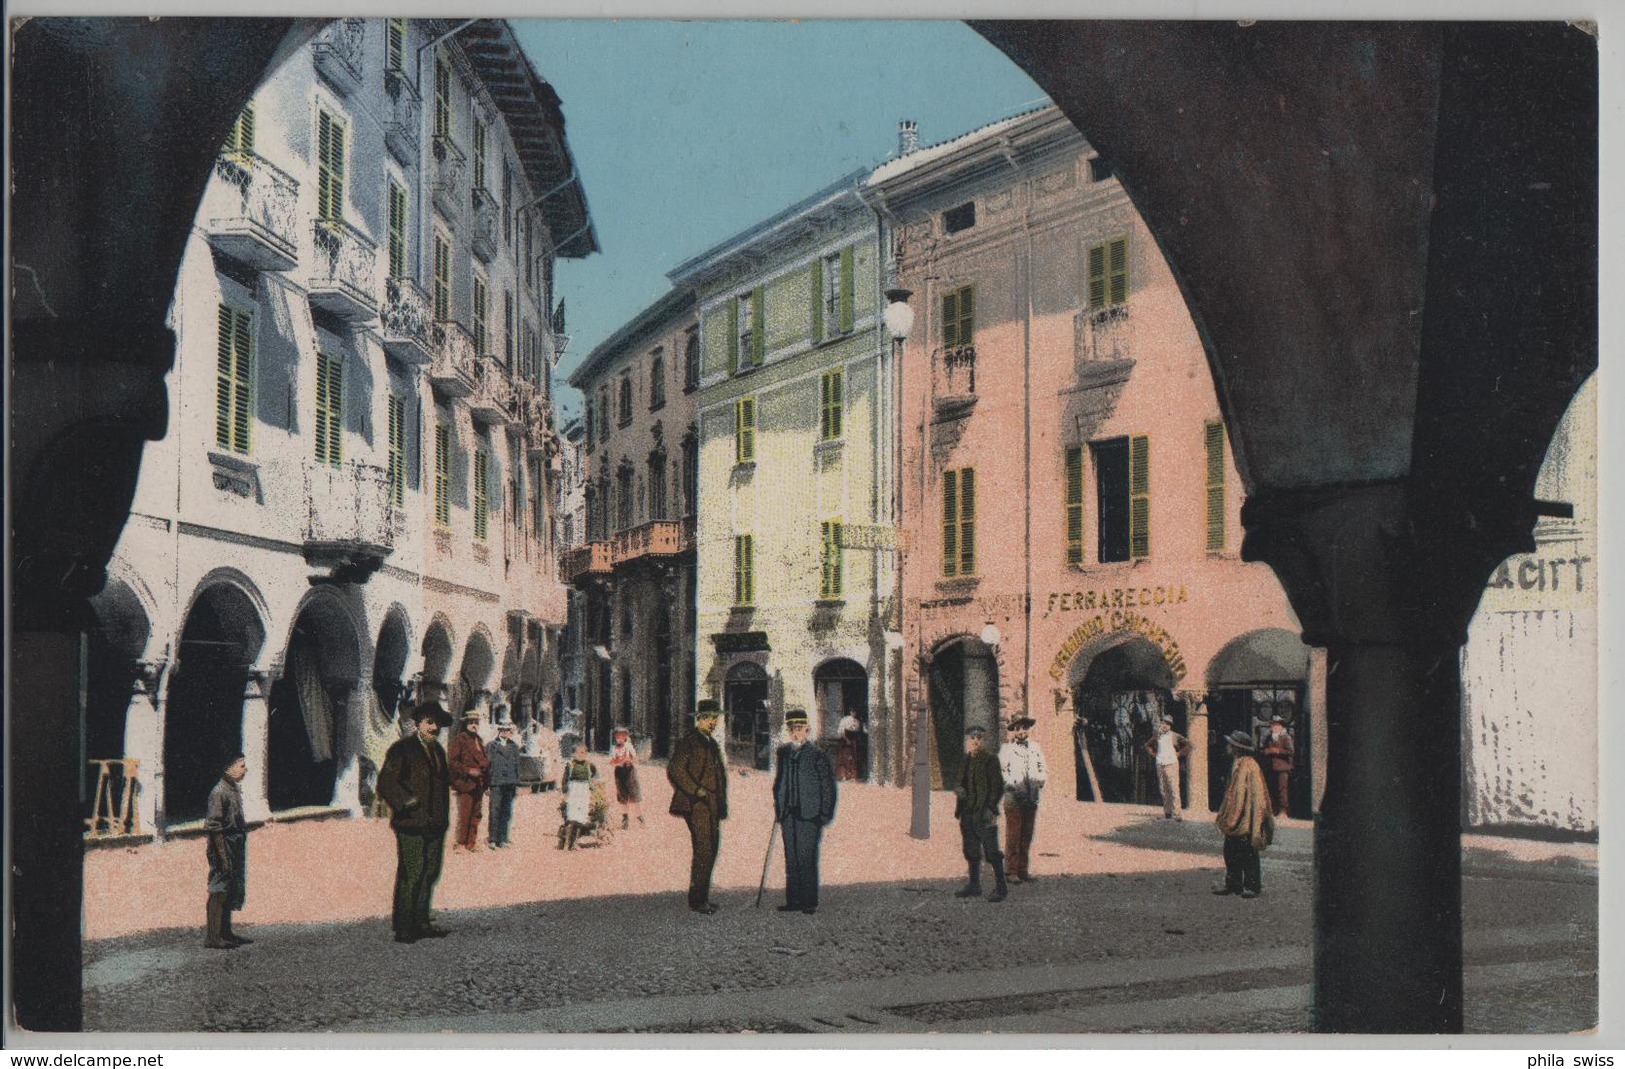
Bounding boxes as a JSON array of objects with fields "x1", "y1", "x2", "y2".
[
  {"x1": 216, "y1": 306, "x2": 234, "y2": 449},
  {"x1": 942, "y1": 469, "x2": 959, "y2": 576},
  {"x1": 1109, "y1": 238, "x2": 1129, "y2": 306},
  {"x1": 232, "y1": 312, "x2": 252, "y2": 453},
  {"x1": 1065, "y1": 446, "x2": 1084, "y2": 565},
  {"x1": 314, "y1": 353, "x2": 330, "y2": 464},
  {"x1": 960, "y1": 286, "x2": 975, "y2": 346},
  {"x1": 829, "y1": 369, "x2": 842, "y2": 439},
  {"x1": 830, "y1": 520, "x2": 843, "y2": 596},
  {"x1": 435, "y1": 423, "x2": 451, "y2": 526},
  {"x1": 736, "y1": 397, "x2": 756, "y2": 463},
  {"x1": 1089, "y1": 243, "x2": 1107, "y2": 310},
  {"x1": 727, "y1": 300, "x2": 739, "y2": 376},
  {"x1": 388, "y1": 395, "x2": 406, "y2": 506},
  {"x1": 474, "y1": 449, "x2": 489, "y2": 540},
  {"x1": 751, "y1": 286, "x2": 765, "y2": 366},
  {"x1": 819, "y1": 372, "x2": 831, "y2": 441},
  {"x1": 839, "y1": 246, "x2": 855, "y2": 334},
  {"x1": 942, "y1": 290, "x2": 959, "y2": 348},
  {"x1": 810, "y1": 257, "x2": 824, "y2": 342},
  {"x1": 387, "y1": 18, "x2": 404, "y2": 72},
  {"x1": 1130, "y1": 434, "x2": 1150, "y2": 558},
  {"x1": 959, "y1": 467, "x2": 976, "y2": 575},
  {"x1": 1205, "y1": 421, "x2": 1226, "y2": 552}
]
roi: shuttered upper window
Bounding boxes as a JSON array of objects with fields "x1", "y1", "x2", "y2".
[
  {"x1": 434, "y1": 58, "x2": 452, "y2": 141},
  {"x1": 734, "y1": 534, "x2": 755, "y2": 607},
  {"x1": 942, "y1": 286, "x2": 975, "y2": 348},
  {"x1": 215, "y1": 305, "x2": 253, "y2": 454},
  {"x1": 1093, "y1": 435, "x2": 1149, "y2": 562},
  {"x1": 473, "y1": 120, "x2": 487, "y2": 194},
  {"x1": 316, "y1": 109, "x2": 346, "y2": 222},
  {"x1": 314, "y1": 351, "x2": 344, "y2": 468},
  {"x1": 1065, "y1": 446, "x2": 1085, "y2": 565},
  {"x1": 473, "y1": 447, "x2": 489, "y2": 541},
  {"x1": 434, "y1": 422, "x2": 451, "y2": 527},
  {"x1": 432, "y1": 233, "x2": 450, "y2": 321},
  {"x1": 1088, "y1": 236, "x2": 1129, "y2": 311},
  {"x1": 386, "y1": 18, "x2": 406, "y2": 73},
  {"x1": 735, "y1": 397, "x2": 757, "y2": 463},
  {"x1": 503, "y1": 290, "x2": 514, "y2": 369},
  {"x1": 813, "y1": 247, "x2": 855, "y2": 341},
  {"x1": 942, "y1": 466, "x2": 976, "y2": 577},
  {"x1": 223, "y1": 102, "x2": 254, "y2": 163},
  {"x1": 820, "y1": 519, "x2": 844, "y2": 599},
  {"x1": 820, "y1": 368, "x2": 844, "y2": 441},
  {"x1": 1205, "y1": 420, "x2": 1227, "y2": 552},
  {"x1": 728, "y1": 289, "x2": 764, "y2": 373},
  {"x1": 387, "y1": 393, "x2": 407, "y2": 507},
  {"x1": 473, "y1": 272, "x2": 489, "y2": 356},
  {"x1": 387, "y1": 180, "x2": 408, "y2": 280}
]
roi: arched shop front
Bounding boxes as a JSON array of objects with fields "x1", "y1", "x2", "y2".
[
  {"x1": 1068, "y1": 637, "x2": 1182, "y2": 805},
  {"x1": 926, "y1": 635, "x2": 1000, "y2": 789},
  {"x1": 723, "y1": 660, "x2": 771, "y2": 770},
  {"x1": 1204, "y1": 628, "x2": 1312, "y2": 818}
]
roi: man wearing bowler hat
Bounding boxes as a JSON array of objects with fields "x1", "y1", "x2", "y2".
[
  {"x1": 667, "y1": 699, "x2": 729, "y2": 913},
  {"x1": 999, "y1": 715, "x2": 1047, "y2": 883},
  {"x1": 1214, "y1": 729, "x2": 1274, "y2": 898},
  {"x1": 954, "y1": 725, "x2": 1008, "y2": 903},
  {"x1": 376, "y1": 700, "x2": 453, "y2": 942},
  {"x1": 772, "y1": 709, "x2": 837, "y2": 913},
  {"x1": 447, "y1": 708, "x2": 491, "y2": 852}
]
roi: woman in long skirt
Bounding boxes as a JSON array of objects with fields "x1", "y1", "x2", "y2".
[
  {"x1": 557, "y1": 746, "x2": 597, "y2": 850},
  {"x1": 609, "y1": 727, "x2": 644, "y2": 830}
]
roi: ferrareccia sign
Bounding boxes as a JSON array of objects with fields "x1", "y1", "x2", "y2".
[{"x1": 1043, "y1": 585, "x2": 1190, "y2": 616}]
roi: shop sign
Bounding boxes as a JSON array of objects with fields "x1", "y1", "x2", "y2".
[
  {"x1": 1043, "y1": 585, "x2": 1189, "y2": 616},
  {"x1": 1048, "y1": 611, "x2": 1188, "y2": 683},
  {"x1": 712, "y1": 631, "x2": 771, "y2": 653}
]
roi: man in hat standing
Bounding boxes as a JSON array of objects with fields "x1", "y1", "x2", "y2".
[
  {"x1": 771, "y1": 710, "x2": 837, "y2": 913},
  {"x1": 376, "y1": 701, "x2": 453, "y2": 942},
  {"x1": 203, "y1": 752, "x2": 251, "y2": 949},
  {"x1": 1143, "y1": 715, "x2": 1195, "y2": 820},
  {"x1": 954, "y1": 725, "x2": 1008, "y2": 902},
  {"x1": 447, "y1": 709, "x2": 491, "y2": 852},
  {"x1": 486, "y1": 715, "x2": 522, "y2": 849},
  {"x1": 1262, "y1": 714, "x2": 1295, "y2": 817},
  {"x1": 667, "y1": 699, "x2": 729, "y2": 913},
  {"x1": 999, "y1": 715, "x2": 1047, "y2": 883},
  {"x1": 1214, "y1": 730, "x2": 1274, "y2": 898}
]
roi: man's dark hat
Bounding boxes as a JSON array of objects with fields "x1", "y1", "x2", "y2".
[
  {"x1": 1225, "y1": 730, "x2": 1257, "y2": 752},
  {"x1": 965, "y1": 725, "x2": 987, "y2": 738},
  {"x1": 695, "y1": 698, "x2": 722, "y2": 718},
  {"x1": 414, "y1": 701, "x2": 453, "y2": 727},
  {"x1": 784, "y1": 709, "x2": 810, "y2": 727},
  {"x1": 1007, "y1": 716, "x2": 1036, "y2": 730}
]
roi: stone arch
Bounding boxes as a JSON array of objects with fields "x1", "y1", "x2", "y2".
[
  {"x1": 373, "y1": 604, "x2": 414, "y2": 718},
  {"x1": 1068, "y1": 635, "x2": 1178, "y2": 805},
  {"x1": 420, "y1": 614, "x2": 456, "y2": 698},
  {"x1": 265, "y1": 587, "x2": 367, "y2": 812},
  {"x1": 925, "y1": 634, "x2": 1001, "y2": 790},
  {"x1": 1204, "y1": 627, "x2": 1311, "y2": 815},
  {"x1": 452, "y1": 624, "x2": 498, "y2": 716}
]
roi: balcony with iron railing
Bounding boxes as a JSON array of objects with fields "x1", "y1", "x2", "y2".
[
  {"x1": 471, "y1": 187, "x2": 499, "y2": 263},
  {"x1": 381, "y1": 278, "x2": 434, "y2": 366},
  {"x1": 933, "y1": 343, "x2": 979, "y2": 419},
  {"x1": 1071, "y1": 303, "x2": 1136, "y2": 390},
  {"x1": 308, "y1": 219, "x2": 379, "y2": 321},
  {"x1": 302, "y1": 460, "x2": 396, "y2": 580},
  {"x1": 432, "y1": 136, "x2": 466, "y2": 220},
  {"x1": 468, "y1": 354, "x2": 513, "y2": 426},
  {"x1": 383, "y1": 68, "x2": 421, "y2": 164},
  {"x1": 310, "y1": 19, "x2": 365, "y2": 97},
  {"x1": 611, "y1": 519, "x2": 692, "y2": 567},
  {"x1": 206, "y1": 152, "x2": 300, "y2": 272},
  {"x1": 429, "y1": 321, "x2": 478, "y2": 398},
  {"x1": 561, "y1": 540, "x2": 614, "y2": 584}
]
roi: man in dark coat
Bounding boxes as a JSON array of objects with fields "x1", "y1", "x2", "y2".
[
  {"x1": 447, "y1": 709, "x2": 491, "y2": 851},
  {"x1": 486, "y1": 716, "x2": 522, "y2": 849},
  {"x1": 954, "y1": 725, "x2": 1008, "y2": 902},
  {"x1": 1262, "y1": 714, "x2": 1295, "y2": 817},
  {"x1": 667, "y1": 698, "x2": 728, "y2": 914},
  {"x1": 771, "y1": 709, "x2": 837, "y2": 914},
  {"x1": 376, "y1": 701, "x2": 453, "y2": 942},
  {"x1": 203, "y1": 752, "x2": 250, "y2": 949}
]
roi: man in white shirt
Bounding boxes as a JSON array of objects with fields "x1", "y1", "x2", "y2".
[
  {"x1": 999, "y1": 715, "x2": 1048, "y2": 883},
  {"x1": 1143, "y1": 715, "x2": 1194, "y2": 820}
]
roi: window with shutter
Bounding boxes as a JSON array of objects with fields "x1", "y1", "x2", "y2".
[
  {"x1": 223, "y1": 102, "x2": 255, "y2": 163},
  {"x1": 820, "y1": 519, "x2": 844, "y2": 599},
  {"x1": 386, "y1": 18, "x2": 405, "y2": 73},
  {"x1": 959, "y1": 467, "x2": 977, "y2": 575},
  {"x1": 839, "y1": 246, "x2": 855, "y2": 334},
  {"x1": 503, "y1": 291, "x2": 514, "y2": 369},
  {"x1": 474, "y1": 447, "x2": 489, "y2": 540},
  {"x1": 820, "y1": 368, "x2": 844, "y2": 441},
  {"x1": 215, "y1": 305, "x2": 253, "y2": 454},
  {"x1": 1065, "y1": 446, "x2": 1085, "y2": 565},
  {"x1": 735, "y1": 397, "x2": 756, "y2": 463},
  {"x1": 316, "y1": 109, "x2": 346, "y2": 222},
  {"x1": 735, "y1": 534, "x2": 755, "y2": 606},
  {"x1": 473, "y1": 120, "x2": 486, "y2": 194},
  {"x1": 473, "y1": 273, "x2": 489, "y2": 356},
  {"x1": 942, "y1": 286, "x2": 975, "y2": 348},
  {"x1": 388, "y1": 180, "x2": 407, "y2": 280},
  {"x1": 387, "y1": 394, "x2": 407, "y2": 506},
  {"x1": 812, "y1": 255, "x2": 826, "y2": 342},
  {"x1": 727, "y1": 299, "x2": 740, "y2": 376},
  {"x1": 942, "y1": 469, "x2": 959, "y2": 576},
  {"x1": 1130, "y1": 434, "x2": 1150, "y2": 559},
  {"x1": 434, "y1": 422, "x2": 451, "y2": 526},
  {"x1": 434, "y1": 59, "x2": 451, "y2": 141},
  {"x1": 1089, "y1": 236, "x2": 1130, "y2": 311},
  {"x1": 432, "y1": 233, "x2": 450, "y2": 321},
  {"x1": 314, "y1": 351, "x2": 344, "y2": 467},
  {"x1": 1205, "y1": 420, "x2": 1227, "y2": 552},
  {"x1": 650, "y1": 352, "x2": 666, "y2": 410},
  {"x1": 750, "y1": 287, "x2": 765, "y2": 366}
]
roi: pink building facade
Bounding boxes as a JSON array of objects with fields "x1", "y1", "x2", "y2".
[{"x1": 872, "y1": 109, "x2": 1319, "y2": 813}]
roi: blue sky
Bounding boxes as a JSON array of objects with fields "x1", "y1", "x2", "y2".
[{"x1": 512, "y1": 20, "x2": 1049, "y2": 417}]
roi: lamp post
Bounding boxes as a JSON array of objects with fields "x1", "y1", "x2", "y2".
[{"x1": 883, "y1": 287, "x2": 927, "y2": 837}]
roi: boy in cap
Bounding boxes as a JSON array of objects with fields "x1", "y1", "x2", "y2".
[
  {"x1": 203, "y1": 752, "x2": 250, "y2": 949},
  {"x1": 1214, "y1": 730, "x2": 1274, "y2": 898},
  {"x1": 486, "y1": 714, "x2": 522, "y2": 849},
  {"x1": 448, "y1": 709, "x2": 491, "y2": 852},
  {"x1": 954, "y1": 725, "x2": 1008, "y2": 903},
  {"x1": 999, "y1": 715, "x2": 1047, "y2": 883},
  {"x1": 1143, "y1": 715, "x2": 1194, "y2": 820},
  {"x1": 771, "y1": 709, "x2": 837, "y2": 913},
  {"x1": 376, "y1": 701, "x2": 453, "y2": 942},
  {"x1": 667, "y1": 699, "x2": 729, "y2": 913}
]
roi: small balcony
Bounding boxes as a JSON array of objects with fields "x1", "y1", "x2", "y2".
[
  {"x1": 561, "y1": 541, "x2": 614, "y2": 584},
  {"x1": 1075, "y1": 303, "x2": 1134, "y2": 364},
  {"x1": 308, "y1": 219, "x2": 379, "y2": 322},
  {"x1": 310, "y1": 19, "x2": 365, "y2": 97},
  {"x1": 381, "y1": 278, "x2": 434, "y2": 366},
  {"x1": 468, "y1": 354, "x2": 513, "y2": 426},
  {"x1": 471, "y1": 187, "x2": 499, "y2": 263},
  {"x1": 206, "y1": 153, "x2": 299, "y2": 272},
  {"x1": 507, "y1": 379, "x2": 538, "y2": 432},
  {"x1": 383, "y1": 71, "x2": 421, "y2": 164},
  {"x1": 303, "y1": 460, "x2": 396, "y2": 581},
  {"x1": 429, "y1": 322, "x2": 478, "y2": 398},
  {"x1": 933, "y1": 344, "x2": 979, "y2": 419},
  {"x1": 612, "y1": 520, "x2": 691, "y2": 567},
  {"x1": 432, "y1": 136, "x2": 466, "y2": 220}
]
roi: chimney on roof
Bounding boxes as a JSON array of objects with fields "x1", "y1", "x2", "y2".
[{"x1": 898, "y1": 119, "x2": 919, "y2": 156}]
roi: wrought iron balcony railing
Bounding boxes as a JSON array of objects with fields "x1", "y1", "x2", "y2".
[
  {"x1": 303, "y1": 460, "x2": 396, "y2": 575},
  {"x1": 468, "y1": 354, "x2": 513, "y2": 425},
  {"x1": 1075, "y1": 303, "x2": 1134, "y2": 364},
  {"x1": 432, "y1": 136, "x2": 466, "y2": 220},
  {"x1": 311, "y1": 19, "x2": 365, "y2": 96},
  {"x1": 381, "y1": 278, "x2": 434, "y2": 366},
  {"x1": 309, "y1": 219, "x2": 379, "y2": 321},
  {"x1": 207, "y1": 152, "x2": 299, "y2": 272},
  {"x1": 429, "y1": 321, "x2": 478, "y2": 397},
  {"x1": 471, "y1": 187, "x2": 499, "y2": 263}
]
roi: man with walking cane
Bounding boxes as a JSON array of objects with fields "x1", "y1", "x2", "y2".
[{"x1": 764, "y1": 709, "x2": 837, "y2": 914}]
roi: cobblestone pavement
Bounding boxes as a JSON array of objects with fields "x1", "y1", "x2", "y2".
[{"x1": 82, "y1": 774, "x2": 1596, "y2": 1035}]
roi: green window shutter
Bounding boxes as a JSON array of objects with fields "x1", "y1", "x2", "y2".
[
  {"x1": 387, "y1": 394, "x2": 406, "y2": 507},
  {"x1": 727, "y1": 300, "x2": 739, "y2": 376},
  {"x1": 1109, "y1": 237, "x2": 1129, "y2": 307},
  {"x1": 960, "y1": 286, "x2": 975, "y2": 346},
  {"x1": 942, "y1": 468, "x2": 959, "y2": 577},
  {"x1": 241, "y1": 103, "x2": 254, "y2": 157},
  {"x1": 958, "y1": 468, "x2": 974, "y2": 573},
  {"x1": 1205, "y1": 420, "x2": 1227, "y2": 552},
  {"x1": 735, "y1": 534, "x2": 755, "y2": 606},
  {"x1": 1065, "y1": 446, "x2": 1084, "y2": 565},
  {"x1": 810, "y1": 257, "x2": 824, "y2": 341},
  {"x1": 819, "y1": 371, "x2": 831, "y2": 441},
  {"x1": 942, "y1": 290, "x2": 959, "y2": 348},
  {"x1": 314, "y1": 352, "x2": 343, "y2": 467},
  {"x1": 474, "y1": 449, "x2": 489, "y2": 540},
  {"x1": 433, "y1": 236, "x2": 449, "y2": 321},
  {"x1": 830, "y1": 368, "x2": 843, "y2": 439},
  {"x1": 435, "y1": 59, "x2": 451, "y2": 140},
  {"x1": 831, "y1": 520, "x2": 843, "y2": 597},
  {"x1": 435, "y1": 423, "x2": 451, "y2": 526},
  {"x1": 316, "y1": 111, "x2": 333, "y2": 220},
  {"x1": 314, "y1": 352, "x2": 330, "y2": 464},
  {"x1": 231, "y1": 311, "x2": 252, "y2": 454},
  {"x1": 386, "y1": 18, "x2": 404, "y2": 71},
  {"x1": 1088, "y1": 243, "x2": 1107, "y2": 310},
  {"x1": 473, "y1": 275, "x2": 488, "y2": 355},
  {"x1": 751, "y1": 286, "x2": 765, "y2": 366},
  {"x1": 504, "y1": 291, "x2": 514, "y2": 367},
  {"x1": 819, "y1": 520, "x2": 831, "y2": 598},
  {"x1": 839, "y1": 245, "x2": 855, "y2": 333},
  {"x1": 736, "y1": 397, "x2": 756, "y2": 463},
  {"x1": 388, "y1": 181, "x2": 406, "y2": 280},
  {"x1": 1130, "y1": 434, "x2": 1150, "y2": 558},
  {"x1": 473, "y1": 122, "x2": 486, "y2": 193},
  {"x1": 215, "y1": 305, "x2": 235, "y2": 450}
]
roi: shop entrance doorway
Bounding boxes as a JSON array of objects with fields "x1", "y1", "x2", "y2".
[
  {"x1": 1071, "y1": 638, "x2": 1179, "y2": 804},
  {"x1": 724, "y1": 661, "x2": 771, "y2": 770}
]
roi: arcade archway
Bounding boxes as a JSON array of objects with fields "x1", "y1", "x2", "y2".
[
  {"x1": 723, "y1": 660, "x2": 770, "y2": 771},
  {"x1": 1205, "y1": 628, "x2": 1311, "y2": 817},
  {"x1": 1069, "y1": 637, "x2": 1178, "y2": 805},
  {"x1": 456, "y1": 626, "x2": 497, "y2": 717},
  {"x1": 267, "y1": 594, "x2": 363, "y2": 812},
  {"x1": 926, "y1": 636, "x2": 999, "y2": 790},
  {"x1": 420, "y1": 616, "x2": 455, "y2": 704},
  {"x1": 85, "y1": 577, "x2": 154, "y2": 834},
  {"x1": 164, "y1": 581, "x2": 266, "y2": 824},
  {"x1": 814, "y1": 658, "x2": 869, "y2": 780}
]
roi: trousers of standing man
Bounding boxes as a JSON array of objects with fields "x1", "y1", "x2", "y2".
[
  {"x1": 781, "y1": 818, "x2": 824, "y2": 909},
  {"x1": 959, "y1": 808, "x2": 1003, "y2": 866},
  {"x1": 1002, "y1": 799, "x2": 1037, "y2": 880},
  {"x1": 454, "y1": 789, "x2": 485, "y2": 850},
  {"x1": 1222, "y1": 834, "x2": 1261, "y2": 894},
  {"x1": 685, "y1": 801, "x2": 721, "y2": 908},
  {"x1": 1158, "y1": 762, "x2": 1183, "y2": 818},
  {"x1": 488, "y1": 784, "x2": 517, "y2": 846},
  {"x1": 393, "y1": 830, "x2": 445, "y2": 934}
]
